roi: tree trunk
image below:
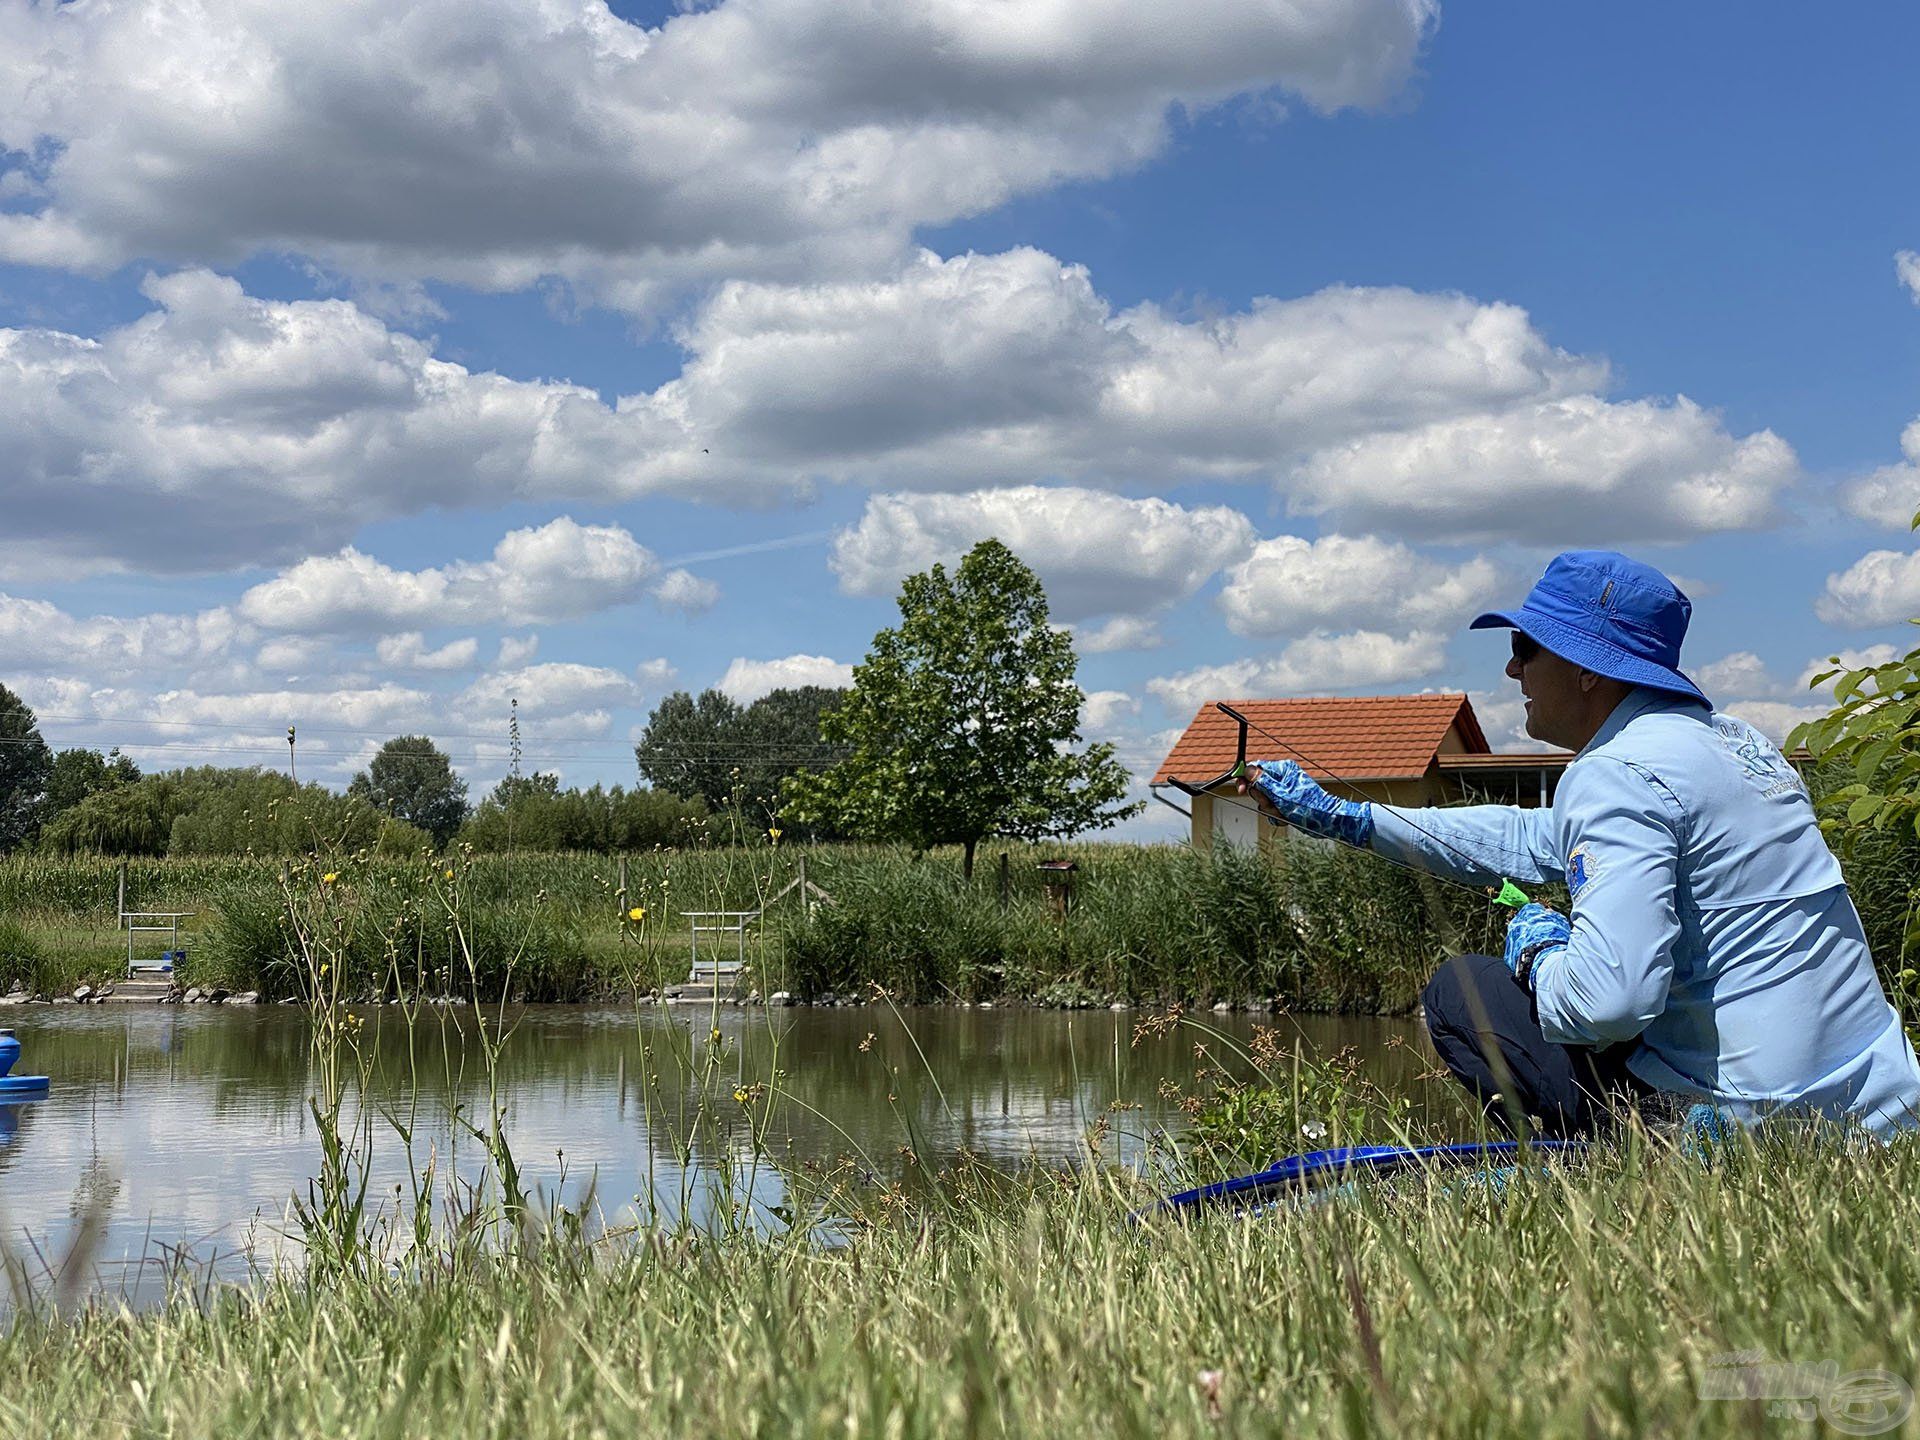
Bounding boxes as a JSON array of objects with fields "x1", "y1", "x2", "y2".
[{"x1": 962, "y1": 836, "x2": 977, "y2": 880}]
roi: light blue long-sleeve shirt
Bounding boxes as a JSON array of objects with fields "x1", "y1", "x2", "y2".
[{"x1": 1373, "y1": 688, "x2": 1920, "y2": 1135}]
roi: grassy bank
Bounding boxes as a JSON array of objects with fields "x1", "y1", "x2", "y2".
[
  {"x1": 0, "y1": 842, "x2": 1531, "y2": 1011},
  {"x1": 2, "y1": 1130, "x2": 1916, "y2": 1437}
]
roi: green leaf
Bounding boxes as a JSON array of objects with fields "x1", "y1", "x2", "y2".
[
  {"x1": 1846, "y1": 794, "x2": 1886, "y2": 825},
  {"x1": 1855, "y1": 738, "x2": 1898, "y2": 783}
]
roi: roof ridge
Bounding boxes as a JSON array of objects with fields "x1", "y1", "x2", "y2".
[{"x1": 1214, "y1": 692, "x2": 1467, "y2": 705}]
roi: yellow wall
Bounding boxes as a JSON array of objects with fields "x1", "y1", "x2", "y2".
[{"x1": 1186, "y1": 774, "x2": 1460, "y2": 848}]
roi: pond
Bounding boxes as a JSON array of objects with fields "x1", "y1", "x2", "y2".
[{"x1": 0, "y1": 1003, "x2": 1447, "y2": 1303}]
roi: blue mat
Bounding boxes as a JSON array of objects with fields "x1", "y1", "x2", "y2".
[{"x1": 1140, "y1": 1140, "x2": 1586, "y2": 1219}]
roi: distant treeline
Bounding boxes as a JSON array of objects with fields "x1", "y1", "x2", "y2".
[
  {"x1": 0, "y1": 681, "x2": 847, "y2": 858},
  {"x1": 32, "y1": 764, "x2": 712, "y2": 858}
]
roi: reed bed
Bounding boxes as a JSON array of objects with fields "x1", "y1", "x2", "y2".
[
  {"x1": 6, "y1": 833, "x2": 1917, "y2": 1018},
  {"x1": 0, "y1": 842, "x2": 1541, "y2": 1010}
]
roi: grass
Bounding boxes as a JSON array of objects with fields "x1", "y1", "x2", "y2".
[
  {"x1": 2, "y1": 847, "x2": 1916, "y2": 1439},
  {"x1": 1, "y1": 1129, "x2": 1916, "y2": 1437}
]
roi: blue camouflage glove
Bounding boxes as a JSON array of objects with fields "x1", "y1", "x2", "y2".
[
  {"x1": 1245, "y1": 760, "x2": 1374, "y2": 847},
  {"x1": 1503, "y1": 902, "x2": 1571, "y2": 990}
]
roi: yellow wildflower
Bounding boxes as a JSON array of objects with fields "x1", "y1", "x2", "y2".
[
  {"x1": 768, "y1": 826, "x2": 783, "y2": 844},
  {"x1": 710, "y1": 1027, "x2": 723, "y2": 1044},
  {"x1": 627, "y1": 906, "x2": 646, "y2": 922},
  {"x1": 443, "y1": 868, "x2": 455, "y2": 881},
  {"x1": 322, "y1": 871, "x2": 339, "y2": 884},
  {"x1": 732, "y1": 1087, "x2": 749, "y2": 1105}
]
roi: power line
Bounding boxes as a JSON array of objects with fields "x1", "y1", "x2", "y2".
[
  {"x1": 17, "y1": 709, "x2": 849, "y2": 753},
  {"x1": 0, "y1": 734, "x2": 853, "y2": 769}
]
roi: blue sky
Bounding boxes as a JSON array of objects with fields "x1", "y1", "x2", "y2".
[{"x1": 2, "y1": 0, "x2": 1917, "y2": 840}]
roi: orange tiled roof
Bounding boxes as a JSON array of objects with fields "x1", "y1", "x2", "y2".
[{"x1": 1151, "y1": 694, "x2": 1488, "y2": 787}]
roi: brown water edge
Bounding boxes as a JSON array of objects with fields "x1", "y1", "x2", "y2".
[{"x1": 0, "y1": 1003, "x2": 1459, "y2": 1303}]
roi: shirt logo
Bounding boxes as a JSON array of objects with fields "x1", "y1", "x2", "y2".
[
  {"x1": 1712, "y1": 716, "x2": 1806, "y2": 800},
  {"x1": 1568, "y1": 843, "x2": 1600, "y2": 898}
]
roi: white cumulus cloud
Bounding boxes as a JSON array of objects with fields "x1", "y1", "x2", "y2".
[
  {"x1": 455, "y1": 662, "x2": 641, "y2": 737},
  {"x1": 1146, "y1": 629, "x2": 1446, "y2": 713},
  {"x1": 238, "y1": 518, "x2": 703, "y2": 632},
  {"x1": 1692, "y1": 651, "x2": 1775, "y2": 699},
  {"x1": 0, "y1": 274, "x2": 689, "y2": 572},
  {"x1": 645, "y1": 252, "x2": 1609, "y2": 497},
  {"x1": 1840, "y1": 418, "x2": 1920, "y2": 529},
  {"x1": 1292, "y1": 395, "x2": 1795, "y2": 543},
  {"x1": 496, "y1": 635, "x2": 539, "y2": 669},
  {"x1": 375, "y1": 633, "x2": 481, "y2": 672},
  {"x1": 0, "y1": 592, "x2": 245, "y2": 681},
  {"x1": 0, "y1": 0, "x2": 1435, "y2": 301},
  {"x1": 0, "y1": 253, "x2": 1796, "y2": 571},
  {"x1": 832, "y1": 485, "x2": 1254, "y2": 623},
  {"x1": 1899, "y1": 250, "x2": 1920, "y2": 305},
  {"x1": 1217, "y1": 534, "x2": 1501, "y2": 637},
  {"x1": 1072, "y1": 617, "x2": 1166, "y2": 653},
  {"x1": 1816, "y1": 548, "x2": 1920, "y2": 628},
  {"x1": 717, "y1": 655, "x2": 854, "y2": 705},
  {"x1": 1080, "y1": 690, "x2": 1142, "y2": 732}
]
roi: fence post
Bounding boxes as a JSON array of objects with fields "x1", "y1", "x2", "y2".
[
  {"x1": 999, "y1": 852, "x2": 1010, "y2": 910},
  {"x1": 798, "y1": 854, "x2": 807, "y2": 909},
  {"x1": 617, "y1": 856, "x2": 629, "y2": 917},
  {"x1": 116, "y1": 862, "x2": 128, "y2": 927}
]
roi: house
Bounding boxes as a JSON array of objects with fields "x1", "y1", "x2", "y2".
[{"x1": 1150, "y1": 693, "x2": 1573, "y2": 852}]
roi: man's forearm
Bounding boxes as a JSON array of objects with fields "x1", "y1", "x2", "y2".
[{"x1": 1370, "y1": 803, "x2": 1562, "y2": 888}]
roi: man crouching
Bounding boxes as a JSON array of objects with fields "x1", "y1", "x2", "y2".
[{"x1": 1243, "y1": 550, "x2": 1920, "y2": 1138}]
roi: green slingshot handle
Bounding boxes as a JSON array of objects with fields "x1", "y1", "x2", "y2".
[{"x1": 1491, "y1": 879, "x2": 1530, "y2": 908}]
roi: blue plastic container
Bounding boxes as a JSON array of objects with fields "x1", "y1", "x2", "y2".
[{"x1": 0, "y1": 1029, "x2": 50, "y2": 1098}]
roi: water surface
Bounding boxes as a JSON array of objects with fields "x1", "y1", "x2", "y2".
[{"x1": 0, "y1": 1003, "x2": 1441, "y2": 1299}]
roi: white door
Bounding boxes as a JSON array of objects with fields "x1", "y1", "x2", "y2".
[{"x1": 1210, "y1": 790, "x2": 1261, "y2": 852}]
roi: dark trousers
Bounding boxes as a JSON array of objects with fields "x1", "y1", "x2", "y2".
[{"x1": 1421, "y1": 952, "x2": 1648, "y2": 1138}]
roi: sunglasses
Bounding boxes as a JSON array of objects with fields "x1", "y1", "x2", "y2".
[{"x1": 1510, "y1": 632, "x2": 1542, "y2": 665}]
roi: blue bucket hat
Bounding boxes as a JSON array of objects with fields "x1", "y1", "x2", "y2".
[{"x1": 1470, "y1": 550, "x2": 1709, "y2": 706}]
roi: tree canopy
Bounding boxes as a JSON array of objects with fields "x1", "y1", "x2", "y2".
[
  {"x1": 636, "y1": 685, "x2": 847, "y2": 834},
  {"x1": 635, "y1": 690, "x2": 746, "y2": 810},
  {"x1": 460, "y1": 775, "x2": 706, "y2": 852},
  {"x1": 0, "y1": 685, "x2": 53, "y2": 852},
  {"x1": 347, "y1": 736, "x2": 469, "y2": 846},
  {"x1": 47, "y1": 747, "x2": 141, "y2": 816},
  {"x1": 782, "y1": 539, "x2": 1137, "y2": 876},
  {"x1": 36, "y1": 766, "x2": 428, "y2": 857}
]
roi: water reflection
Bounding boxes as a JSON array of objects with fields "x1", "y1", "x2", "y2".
[{"x1": 0, "y1": 1004, "x2": 1443, "y2": 1299}]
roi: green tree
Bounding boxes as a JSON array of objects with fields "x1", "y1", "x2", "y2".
[
  {"x1": 783, "y1": 539, "x2": 1138, "y2": 877},
  {"x1": 459, "y1": 777, "x2": 705, "y2": 853},
  {"x1": 635, "y1": 690, "x2": 746, "y2": 810},
  {"x1": 164, "y1": 767, "x2": 428, "y2": 856},
  {"x1": 38, "y1": 773, "x2": 180, "y2": 855},
  {"x1": 0, "y1": 684, "x2": 53, "y2": 851},
  {"x1": 635, "y1": 686, "x2": 848, "y2": 832},
  {"x1": 1788, "y1": 514, "x2": 1920, "y2": 997},
  {"x1": 347, "y1": 736, "x2": 469, "y2": 846},
  {"x1": 736, "y1": 686, "x2": 848, "y2": 835},
  {"x1": 46, "y1": 746, "x2": 141, "y2": 816}
]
